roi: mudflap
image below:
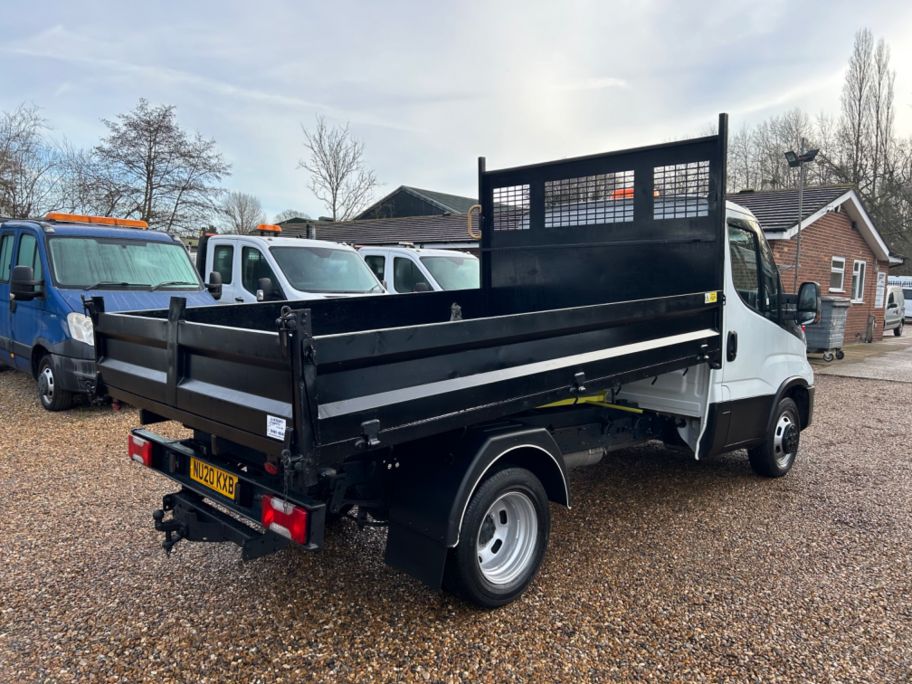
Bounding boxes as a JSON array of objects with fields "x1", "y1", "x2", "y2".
[{"x1": 154, "y1": 489, "x2": 290, "y2": 561}]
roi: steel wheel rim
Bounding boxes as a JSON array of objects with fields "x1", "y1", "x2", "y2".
[
  {"x1": 476, "y1": 491, "x2": 538, "y2": 586},
  {"x1": 39, "y1": 366, "x2": 55, "y2": 403},
  {"x1": 772, "y1": 412, "x2": 798, "y2": 468}
]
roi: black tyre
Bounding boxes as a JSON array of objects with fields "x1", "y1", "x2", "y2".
[
  {"x1": 894, "y1": 321, "x2": 903, "y2": 337},
  {"x1": 443, "y1": 467, "x2": 550, "y2": 608},
  {"x1": 747, "y1": 397, "x2": 800, "y2": 478},
  {"x1": 37, "y1": 355, "x2": 74, "y2": 411}
]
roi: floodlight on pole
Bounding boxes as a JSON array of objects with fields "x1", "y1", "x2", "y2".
[{"x1": 784, "y1": 146, "x2": 820, "y2": 292}]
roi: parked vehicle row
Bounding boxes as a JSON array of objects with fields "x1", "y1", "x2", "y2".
[{"x1": 0, "y1": 215, "x2": 480, "y2": 410}]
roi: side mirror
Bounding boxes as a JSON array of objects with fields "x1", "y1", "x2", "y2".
[
  {"x1": 796, "y1": 281, "x2": 820, "y2": 325},
  {"x1": 413, "y1": 281, "x2": 432, "y2": 292},
  {"x1": 10, "y1": 265, "x2": 39, "y2": 301},
  {"x1": 207, "y1": 271, "x2": 222, "y2": 300},
  {"x1": 256, "y1": 277, "x2": 275, "y2": 302}
]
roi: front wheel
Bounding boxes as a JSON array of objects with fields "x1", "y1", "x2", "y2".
[
  {"x1": 37, "y1": 355, "x2": 74, "y2": 411},
  {"x1": 895, "y1": 321, "x2": 904, "y2": 337},
  {"x1": 747, "y1": 397, "x2": 800, "y2": 477},
  {"x1": 444, "y1": 467, "x2": 550, "y2": 608}
]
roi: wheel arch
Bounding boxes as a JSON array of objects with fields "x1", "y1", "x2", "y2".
[
  {"x1": 382, "y1": 426, "x2": 568, "y2": 590},
  {"x1": 775, "y1": 377, "x2": 813, "y2": 430},
  {"x1": 30, "y1": 343, "x2": 50, "y2": 377},
  {"x1": 450, "y1": 441, "x2": 569, "y2": 547}
]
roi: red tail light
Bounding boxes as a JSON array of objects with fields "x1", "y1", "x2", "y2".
[
  {"x1": 261, "y1": 495, "x2": 308, "y2": 544},
  {"x1": 128, "y1": 434, "x2": 152, "y2": 467}
]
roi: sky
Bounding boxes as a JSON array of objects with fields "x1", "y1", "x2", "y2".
[{"x1": 1, "y1": 0, "x2": 911, "y2": 221}]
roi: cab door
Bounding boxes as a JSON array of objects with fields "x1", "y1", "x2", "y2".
[
  {"x1": 0, "y1": 228, "x2": 15, "y2": 366},
  {"x1": 9, "y1": 229, "x2": 48, "y2": 372},
  {"x1": 206, "y1": 240, "x2": 239, "y2": 304},
  {"x1": 719, "y1": 217, "x2": 808, "y2": 448}
]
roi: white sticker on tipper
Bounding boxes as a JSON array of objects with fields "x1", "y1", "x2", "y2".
[{"x1": 266, "y1": 415, "x2": 287, "y2": 441}]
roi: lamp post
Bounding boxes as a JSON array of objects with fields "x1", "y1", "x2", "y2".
[{"x1": 784, "y1": 147, "x2": 819, "y2": 292}]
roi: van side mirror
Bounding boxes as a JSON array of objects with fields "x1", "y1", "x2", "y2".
[
  {"x1": 256, "y1": 277, "x2": 276, "y2": 302},
  {"x1": 207, "y1": 271, "x2": 222, "y2": 300},
  {"x1": 796, "y1": 281, "x2": 820, "y2": 325},
  {"x1": 10, "y1": 265, "x2": 39, "y2": 301}
]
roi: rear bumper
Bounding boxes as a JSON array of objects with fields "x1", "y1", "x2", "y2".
[{"x1": 134, "y1": 429, "x2": 326, "y2": 555}]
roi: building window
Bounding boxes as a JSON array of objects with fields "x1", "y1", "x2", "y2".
[
  {"x1": 830, "y1": 257, "x2": 845, "y2": 292},
  {"x1": 851, "y1": 260, "x2": 866, "y2": 302}
]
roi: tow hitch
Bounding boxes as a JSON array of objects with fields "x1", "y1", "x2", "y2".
[{"x1": 152, "y1": 489, "x2": 292, "y2": 560}]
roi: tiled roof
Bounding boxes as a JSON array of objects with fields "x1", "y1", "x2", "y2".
[
  {"x1": 281, "y1": 213, "x2": 475, "y2": 245},
  {"x1": 727, "y1": 186, "x2": 853, "y2": 233},
  {"x1": 403, "y1": 187, "x2": 478, "y2": 214}
]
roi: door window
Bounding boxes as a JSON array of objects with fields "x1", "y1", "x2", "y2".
[
  {"x1": 888, "y1": 291, "x2": 895, "y2": 307},
  {"x1": 728, "y1": 223, "x2": 760, "y2": 310},
  {"x1": 364, "y1": 255, "x2": 385, "y2": 282},
  {"x1": 0, "y1": 233, "x2": 13, "y2": 281},
  {"x1": 728, "y1": 221, "x2": 780, "y2": 322},
  {"x1": 16, "y1": 233, "x2": 43, "y2": 291},
  {"x1": 212, "y1": 245, "x2": 234, "y2": 284},
  {"x1": 393, "y1": 257, "x2": 427, "y2": 292},
  {"x1": 241, "y1": 246, "x2": 280, "y2": 295}
]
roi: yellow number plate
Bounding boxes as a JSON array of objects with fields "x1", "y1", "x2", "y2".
[{"x1": 189, "y1": 457, "x2": 238, "y2": 500}]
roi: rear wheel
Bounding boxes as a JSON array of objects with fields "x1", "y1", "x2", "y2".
[
  {"x1": 37, "y1": 355, "x2": 74, "y2": 411},
  {"x1": 444, "y1": 467, "x2": 550, "y2": 608},
  {"x1": 747, "y1": 397, "x2": 800, "y2": 477}
]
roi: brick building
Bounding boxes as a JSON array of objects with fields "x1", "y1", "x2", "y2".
[{"x1": 731, "y1": 186, "x2": 893, "y2": 343}]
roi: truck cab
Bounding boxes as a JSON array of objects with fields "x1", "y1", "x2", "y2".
[
  {"x1": 198, "y1": 225, "x2": 385, "y2": 303},
  {"x1": 359, "y1": 245, "x2": 479, "y2": 292},
  {"x1": 0, "y1": 213, "x2": 216, "y2": 410}
]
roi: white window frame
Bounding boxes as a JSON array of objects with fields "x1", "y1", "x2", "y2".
[
  {"x1": 851, "y1": 259, "x2": 866, "y2": 303},
  {"x1": 829, "y1": 256, "x2": 845, "y2": 292}
]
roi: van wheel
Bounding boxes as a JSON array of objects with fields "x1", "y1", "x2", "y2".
[
  {"x1": 895, "y1": 321, "x2": 904, "y2": 337},
  {"x1": 37, "y1": 355, "x2": 74, "y2": 411},
  {"x1": 443, "y1": 467, "x2": 550, "y2": 608},
  {"x1": 747, "y1": 397, "x2": 800, "y2": 478}
]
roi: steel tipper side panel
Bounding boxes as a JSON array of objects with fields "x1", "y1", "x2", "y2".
[{"x1": 95, "y1": 298, "x2": 294, "y2": 459}]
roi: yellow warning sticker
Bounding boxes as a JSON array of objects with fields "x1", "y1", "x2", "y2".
[{"x1": 704, "y1": 291, "x2": 718, "y2": 304}]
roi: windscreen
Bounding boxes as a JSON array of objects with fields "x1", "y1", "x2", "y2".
[
  {"x1": 49, "y1": 237, "x2": 201, "y2": 289},
  {"x1": 270, "y1": 246, "x2": 382, "y2": 294},
  {"x1": 420, "y1": 254, "x2": 480, "y2": 290}
]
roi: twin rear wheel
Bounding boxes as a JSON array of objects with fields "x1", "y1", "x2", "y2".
[{"x1": 444, "y1": 467, "x2": 550, "y2": 608}]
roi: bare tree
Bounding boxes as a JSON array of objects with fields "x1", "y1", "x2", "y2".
[
  {"x1": 298, "y1": 115, "x2": 377, "y2": 221},
  {"x1": 870, "y1": 37, "x2": 895, "y2": 200},
  {"x1": 274, "y1": 208, "x2": 311, "y2": 223},
  {"x1": 221, "y1": 191, "x2": 266, "y2": 233},
  {"x1": 92, "y1": 99, "x2": 230, "y2": 235},
  {"x1": 839, "y1": 29, "x2": 875, "y2": 188},
  {"x1": 0, "y1": 104, "x2": 66, "y2": 217}
]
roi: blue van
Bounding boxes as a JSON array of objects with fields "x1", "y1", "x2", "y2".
[{"x1": 0, "y1": 213, "x2": 218, "y2": 410}]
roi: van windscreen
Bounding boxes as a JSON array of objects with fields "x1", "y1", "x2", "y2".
[{"x1": 48, "y1": 237, "x2": 201, "y2": 290}]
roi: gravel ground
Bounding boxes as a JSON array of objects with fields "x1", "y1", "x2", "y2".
[{"x1": 1, "y1": 369, "x2": 911, "y2": 683}]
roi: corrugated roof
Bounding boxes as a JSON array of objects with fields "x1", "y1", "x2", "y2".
[
  {"x1": 282, "y1": 214, "x2": 475, "y2": 245},
  {"x1": 727, "y1": 186, "x2": 852, "y2": 233}
]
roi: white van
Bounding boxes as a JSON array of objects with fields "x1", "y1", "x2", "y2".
[
  {"x1": 359, "y1": 246, "x2": 479, "y2": 292},
  {"x1": 198, "y1": 227, "x2": 385, "y2": 303},
  {"x1": 884, "y1": 284, "x2": 905, "y2": 336}
]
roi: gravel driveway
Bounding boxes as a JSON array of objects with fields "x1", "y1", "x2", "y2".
[{"x1": 1, "y1": 369, "x2": 910, "y2": 683}]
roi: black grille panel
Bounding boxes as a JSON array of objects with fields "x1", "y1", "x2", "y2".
[{"x1": 544, "y1": 170, "x2": 635, "y2": 227}]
